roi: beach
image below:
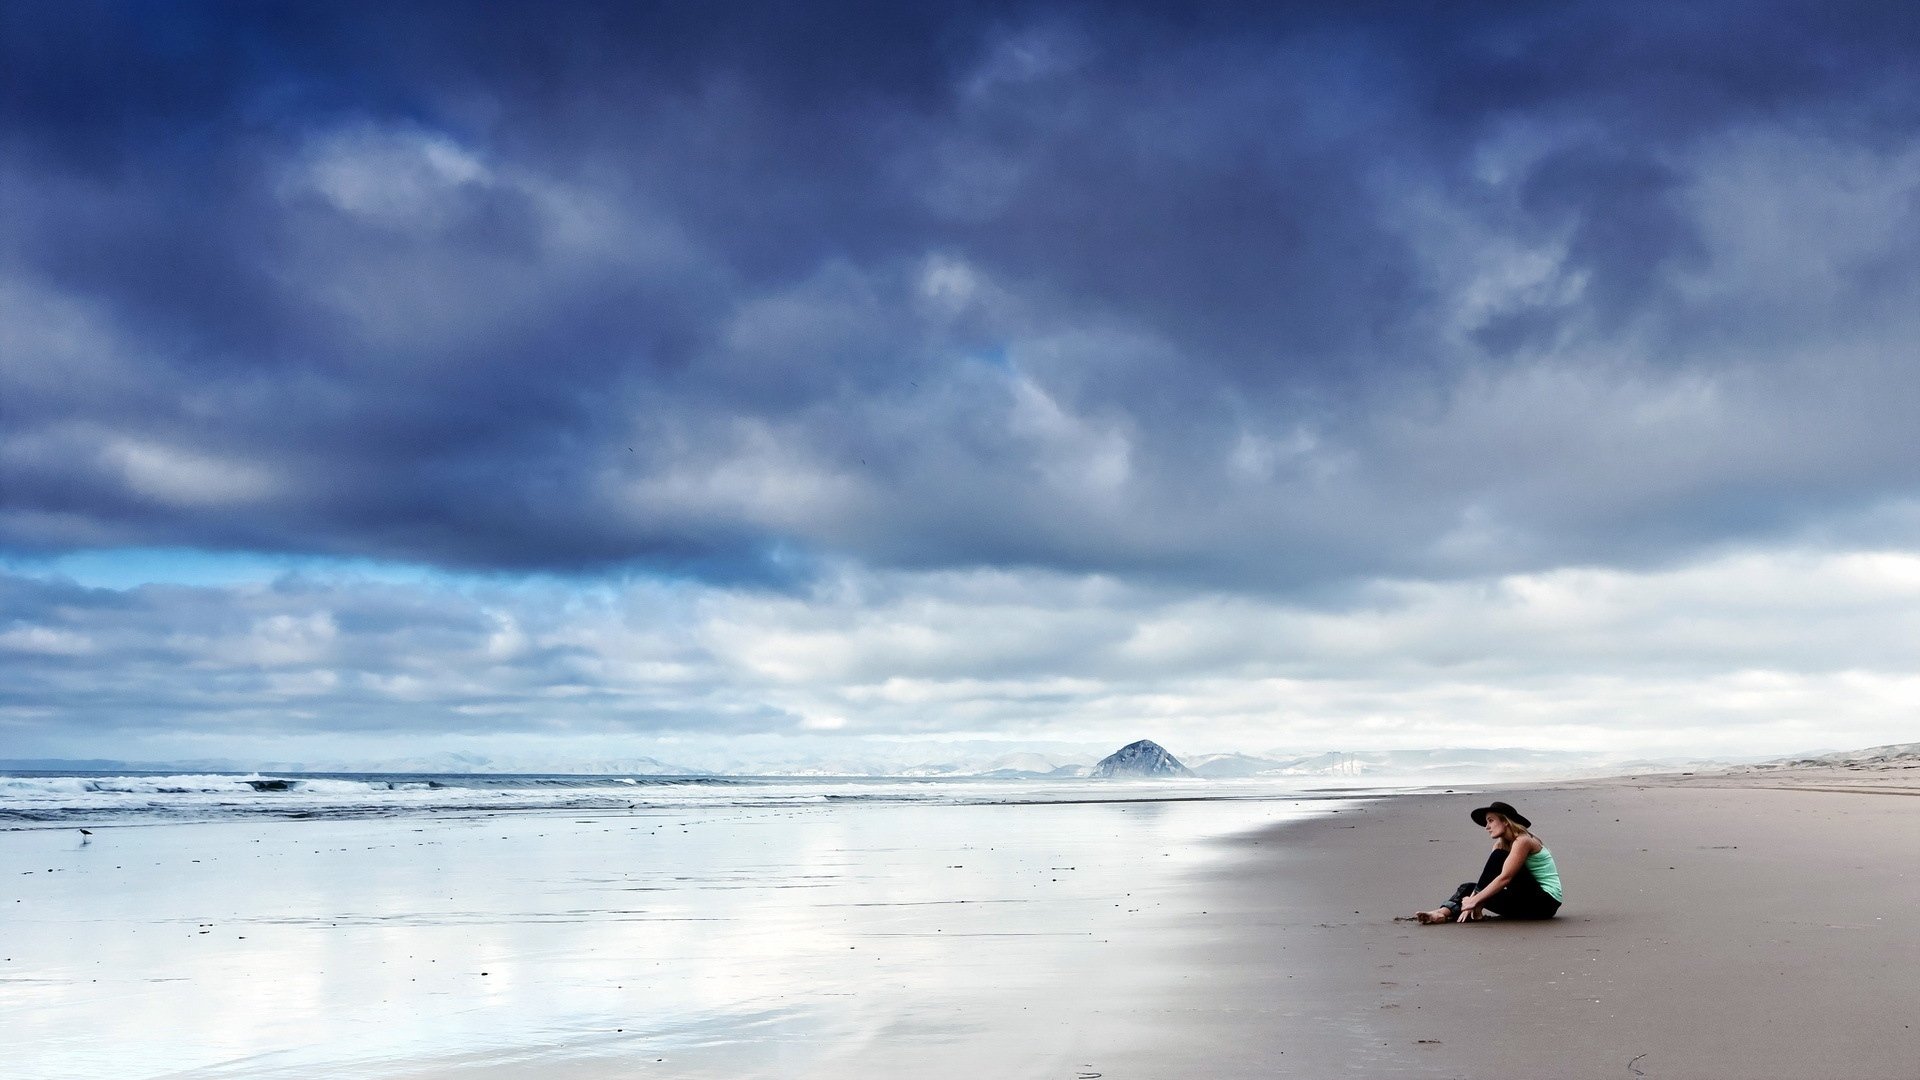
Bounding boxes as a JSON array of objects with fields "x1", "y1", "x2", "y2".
[
  {"x1": 1120, "y1": 772, "x2": 1920, "y2": 1078},
  {"x1": 6, "y1": 769, "x2": 1918, "y2": 1079}
]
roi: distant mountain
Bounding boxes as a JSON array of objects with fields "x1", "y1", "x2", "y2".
[
  {"x1": 894, "y1": 751, "x2": 1096, "y2": 778},
  {"x1": 0, "y1": 753, "x2": 706, "y2": 776},
  {"x1": 1219, "y1": 747, "x2": 1731, "y2": 780},
  {"x1": 975, "y1": 757, "x2": 1098, "y2": 772},
  {"x1": 295, "y1": 753, "x2": 705, "y2": 776},
  {"x1": 0, "y1": 757, "x2": 254, "y2": 773},
  {"x1": 979, "y1": 751, "x2": 1076, "y2": 775},
  {"x1": 0, "y1": 759, "x2": 149, "y2": 772},
  {"x1": 1266, "y1": 751, "x2": 1378, "y2": 776},
  {"x1": 974, "y1": 752, "x2": 1097, "y2": 778},
  {"x1": 1757, "y1": 742, "x2": 1920, "y2": 769},
  {"x1": 1091, "y1": 740, "x2": 1193, "y2": 778},
  {"x1": 1185, "y1": 752, "x2": 1293, "y2": 778},
  {"x1": 533, "y1": 757, "x2": 703, "y2": 776}
]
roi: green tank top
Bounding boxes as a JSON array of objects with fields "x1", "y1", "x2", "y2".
[{"x1": 1526, "y1": 847, "x2": 1563, "y2": 902}]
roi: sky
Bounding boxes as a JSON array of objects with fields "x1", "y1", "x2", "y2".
[{"x1": 4, "y1": 1, "x2": 1919, "y2": 769}]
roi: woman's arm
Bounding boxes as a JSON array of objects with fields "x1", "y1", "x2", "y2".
[{"x1": 1458, "y1": 837, "x2": 1539, "y2": 920}]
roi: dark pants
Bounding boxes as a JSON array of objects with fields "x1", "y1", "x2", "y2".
[{"x1": 1442, "y1": 873, "x2": 1561, "y2": 920}]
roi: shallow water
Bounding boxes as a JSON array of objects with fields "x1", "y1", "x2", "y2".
[{"x1": 1, "y1": 786, "x2": 1370, "y2": 1079}]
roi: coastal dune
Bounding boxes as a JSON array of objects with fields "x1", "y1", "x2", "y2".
[{"x1": 1120, "y1": 775, "x2": 1920, "y2": 1078}]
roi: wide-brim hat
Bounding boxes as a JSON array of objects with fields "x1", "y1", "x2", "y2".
[{"x1": 1470, "y1": 801, "x2": 1530, "y2": 829}]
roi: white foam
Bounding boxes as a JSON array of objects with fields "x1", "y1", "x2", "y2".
[{"x1": 0, "y1": 771, "x2": 1405, "y2": 828}]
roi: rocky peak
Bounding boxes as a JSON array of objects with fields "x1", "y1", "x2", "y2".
[{"x1": 1092, "y1": 739, "x2": 1193, "y2": 778}]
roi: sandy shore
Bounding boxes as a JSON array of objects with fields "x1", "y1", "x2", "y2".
[
  {"x1": 1117, "y1": 773, "x2": 1920, "y2": 1078},
  {"x1": 11, "y1": 771, "x2": 1916, "y2": 1078}
]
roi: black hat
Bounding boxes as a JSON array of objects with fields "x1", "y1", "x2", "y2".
[{"x1": 1470, "y1": 801, "x2": 1530, "y2": 829}]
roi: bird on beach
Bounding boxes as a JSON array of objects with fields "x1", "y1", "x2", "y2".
[{"x1": 79, "y1": 828, "x2": 93, "y2": 844}]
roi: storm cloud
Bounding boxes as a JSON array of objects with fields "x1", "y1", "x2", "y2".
[
  {"x1": 4, "y1": 3, "x2": 1919, "y2": 761},
  {"x1": 5, "y1": 0, "x2": 1918, "y2": 584}
]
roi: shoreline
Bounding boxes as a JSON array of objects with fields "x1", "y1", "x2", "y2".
[
  {"x1": 1112, "y1": 772, "x2": 1920, "y2": 1078},
  {"x1": 1, "y1": 791, "x2": 1339, "y2": 1080},
  {"x1": 13, "y1": 768, "x2": 1915, "y2": 1078}
]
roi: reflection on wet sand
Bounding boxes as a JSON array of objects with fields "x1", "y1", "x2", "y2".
[{"x1": 3, "y1": 794, "x2": 1348, "y2": 1079}]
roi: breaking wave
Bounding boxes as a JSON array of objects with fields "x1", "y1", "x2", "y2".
[{"x1": 0, "y1": 770, "x2": 1346, "y2": 828}]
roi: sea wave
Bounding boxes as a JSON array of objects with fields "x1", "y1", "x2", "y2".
[
  {"x1": 0, "y1": 770, "x2": 1374, "y2": 828},
  {"x1": 0, "y1": 771, "x2": 771, "y2": 826}
]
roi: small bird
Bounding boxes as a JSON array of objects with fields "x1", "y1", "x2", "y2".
[{"x1": 79, "y1": 828, "x2": 92, "y2": 844}]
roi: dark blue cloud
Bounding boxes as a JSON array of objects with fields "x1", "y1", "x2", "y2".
[{"x1": 4, "y1": 1, "x2": 1920, "y2": 585}]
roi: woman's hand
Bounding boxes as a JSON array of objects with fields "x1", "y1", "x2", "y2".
[{"x1": 1456, "y1": 895, "x2": 1481, "y2": 922}]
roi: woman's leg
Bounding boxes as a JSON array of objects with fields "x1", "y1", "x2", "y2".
[
  {"x1": 1415, "y1": 882, "x2": 1481, "y2": 922},
  {"x1": 1481, "y1": 874, "x2": 1561, "y2": 920}
]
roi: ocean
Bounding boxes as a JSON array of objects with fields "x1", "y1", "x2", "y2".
[
  {"x1": 0, "y1": 769, "x2": 1361, "y2": 825},
  {"x1": 2, "y1": 771, "x2": 1392, "y2": 1079}
]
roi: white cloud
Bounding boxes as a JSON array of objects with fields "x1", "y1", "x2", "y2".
[
  {"x1": 1679, "y1": 128, "x2": 1920, "y2": 311},
  {"x1": 615, "y1": 416, "x2": 868, "y2": 532},
  {"x1": 105, "y1": 437, "x2": 280, "y2": 508},
  {"x1": 0, "y1": 625, "x2": 93, "y2": 656},
  {"x1": 1005, "y1": 368, "x2": 1133, "y2": 496},
  {"x1": 8, "y1": 544, "x2": 1920, "y2": 764},
  {"x1": 240, "y1": 612, "x2": 339, "y2": 667},
  {"x1": 290, "y1": 125, "x2": 492, "y2": 226}
]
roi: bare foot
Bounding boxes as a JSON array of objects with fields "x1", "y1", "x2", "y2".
[{"x1": 1413, "y1": 908, "x2": 1451, "y2": 924}]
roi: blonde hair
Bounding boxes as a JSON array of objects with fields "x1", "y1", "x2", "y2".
[{"x1": 1484, "y1": 811, "x2": 1531, "y2": 843}]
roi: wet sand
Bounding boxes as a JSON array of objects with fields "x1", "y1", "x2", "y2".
[
  {"x1": 1126, "y1": 774, "x2": 1920, "y2": 1078},
  {"x1": 1, "y1": 794, "x2": 1334, "y2": 1080}
]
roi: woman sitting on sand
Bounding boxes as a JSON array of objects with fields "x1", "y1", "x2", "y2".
[{"x1": 1414, "y1": 801, "x2": 1562, "y2": 923}]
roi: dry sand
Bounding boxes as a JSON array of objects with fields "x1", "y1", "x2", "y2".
[{"x1": 1116, "y1": 772, "x2": 1920, "y2": 1079}]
